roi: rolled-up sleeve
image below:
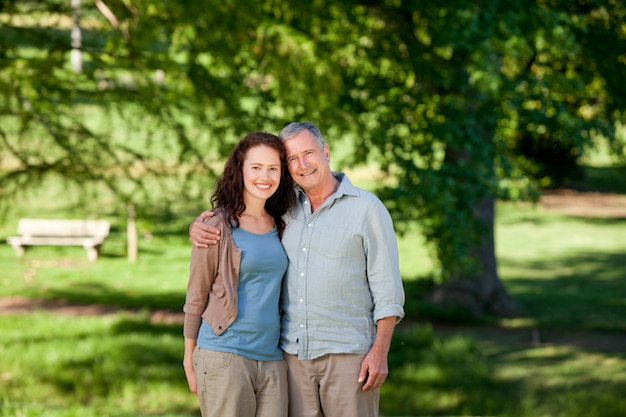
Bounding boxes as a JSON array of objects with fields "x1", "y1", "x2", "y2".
[{"x1": 364, "y1": 199, "x2": 405, "y2": 324}]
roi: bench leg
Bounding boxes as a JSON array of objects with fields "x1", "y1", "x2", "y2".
[
  {"x1": 10, "y1": 244, "x2": 26, "y2": 258},
  {"x1": 85, "y1": 246, "x2": 100, "y2": 262}
]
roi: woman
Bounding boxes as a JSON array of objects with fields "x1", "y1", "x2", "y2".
[{"x1": 182, "y1": 131, "x2": 296, "y2": 417}]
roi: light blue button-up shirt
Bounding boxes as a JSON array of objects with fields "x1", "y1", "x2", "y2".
[{"x1": 280, "y1": 172, "x2": 405, "y2": 360}]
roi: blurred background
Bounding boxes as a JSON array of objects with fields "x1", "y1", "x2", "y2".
[{"x1": 1, "y1": 1, "x2": 625, "y2": 416}]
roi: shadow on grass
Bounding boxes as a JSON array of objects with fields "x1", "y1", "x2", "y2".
[
  {"x1": 383, "y1": 324, "x2": 521, "y2": 416},
  {"x1": 39, "y1": 282, "x2": 186, "y2": 311},
  {"x1": 385, "y1": 245, "x2": 626, "y2": 415},
  {"x1": 501, "y1": 249, "x2": 626, "y2": 332},
  {"x1": 32, "y1": 314, "x2": 196, "y2": 416},
  {"x1": 498, "y1": 209, "x2": 626, "y2": 226},
  {"x1": 571, "y1": 165, "x2": 626, "y2": 194},
  {"x1": 385, "y1": 322, "x2": 626, "y2": 416}
]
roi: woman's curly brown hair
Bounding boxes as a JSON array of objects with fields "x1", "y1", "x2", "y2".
[{"x1": 210, "y1": 131, "x2": 296, "y2": 237}]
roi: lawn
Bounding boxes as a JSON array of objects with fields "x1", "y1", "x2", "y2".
[{"x1": 1, "y1": 163, "x2": 626, "y2": 416}]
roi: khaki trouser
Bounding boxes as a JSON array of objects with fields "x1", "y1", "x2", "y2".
[
  {"x1": 193, "y1": 346, "x2": 288, "y2": 417},
  {"x1": 284, "y1": 352, "x2": 379, "y2": 417}
]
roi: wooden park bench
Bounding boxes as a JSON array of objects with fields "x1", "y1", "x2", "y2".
[{"x1": 6, "y1": 218, "x2": 111, "y2": 262}]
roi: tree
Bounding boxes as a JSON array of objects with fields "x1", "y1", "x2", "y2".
[
  {"x1": 267, "y1": 0, "x2": 626, "y2": 315},
  {"x1": 1, "y1": 0, "x2": 624, "y2": 315},
  {"x1": 0, "y1": 1, "x2": 210, "y2": 221},
  {"x1": 0, "y1": 0, "x2": 344, "y2": 214}
]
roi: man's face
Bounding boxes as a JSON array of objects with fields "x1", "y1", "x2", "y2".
[{"x1": 283, "y1": 130, "x2": 331, "y2": 193}]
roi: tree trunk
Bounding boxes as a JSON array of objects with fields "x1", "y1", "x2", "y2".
[
  {"x1": 428, "y1": 140, "x2": 524, "y2": 318},
  {"x1": 429, "y1": 195, "x2": 524, "y2": 317},
  {"x1": 70, "y1": 0, "x2": 82, "y2": 73},
  {"x1": 127, "y1": 204, "x2": 138, "y2": 263}
]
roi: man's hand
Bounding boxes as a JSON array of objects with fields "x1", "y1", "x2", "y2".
[
  {"x1": 357, "y1": 316, "x2": 395, "y2": 391},
  {"x1": 189, "y1": 210, "x2": 220, "y2": 247},
  {"x1": 358, "y1": 344, "x2": 389, "y2": 392}
]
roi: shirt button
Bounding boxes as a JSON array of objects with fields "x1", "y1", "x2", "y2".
[
  {"x1": 307, "y1": 223, "x2": 312, "y2": 227},
  {"x1": 302, "y1": 247, "x2": 307, "y2": 252},
  {"x1": 299, "y1": 298, "x2": 304, "y2": 302},
  {"x1": 300, "y1": 272, "x2": 304, "y2": 277},
  {"x1": 299, "y1": 324, "x2": 304, "y2": 328}
]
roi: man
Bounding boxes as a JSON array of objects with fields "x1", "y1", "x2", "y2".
[{"x1": 189, "y1": 122, "x2": 405, "y2": 417}]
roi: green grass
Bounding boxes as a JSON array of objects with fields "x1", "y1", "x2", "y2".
[
  {"x1": 1, "y1": 156, "x2": 626, "y2": 416},
  {"x1": 0, "y1": 313, "x2": 195, "y2": 417},
  {"x1": 496, "y1": 203, "x2": 626, "y2": 331},
  {"x1": 1, "y1": 201, "x2": 625, "y2": 417}
]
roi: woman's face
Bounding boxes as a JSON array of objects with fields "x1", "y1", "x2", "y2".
[{"x1": 242, "y1": 145, "x2": 282, "y2": 203}]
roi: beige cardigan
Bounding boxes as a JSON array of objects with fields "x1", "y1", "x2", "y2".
[{"x1": 183, "y1": 210, "x2": 242, "y2": 339}]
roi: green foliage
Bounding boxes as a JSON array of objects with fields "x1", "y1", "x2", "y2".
[
  {"x1": 1, "y1": 1, "x2": 626, "y2": 303},
  {"x1": 299, "y1": 0, "x2": 626, "y2": 282}
]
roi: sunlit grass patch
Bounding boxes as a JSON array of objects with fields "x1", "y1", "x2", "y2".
[{"x1": 0, "y1": 313, "x2": 196, "y2": 417}]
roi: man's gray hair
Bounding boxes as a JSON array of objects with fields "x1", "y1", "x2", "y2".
[{"x1": 279, "y1": 122, "x2": 326, "y2": 150}]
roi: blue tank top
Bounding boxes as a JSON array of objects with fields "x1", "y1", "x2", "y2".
[{"x1": 197, "y1": 226, "x2": 287, "y2": 361}]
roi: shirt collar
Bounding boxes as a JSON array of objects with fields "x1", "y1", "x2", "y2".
[{"x1": 294, "y1": 171, "x2": 359, "y2": 200}]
